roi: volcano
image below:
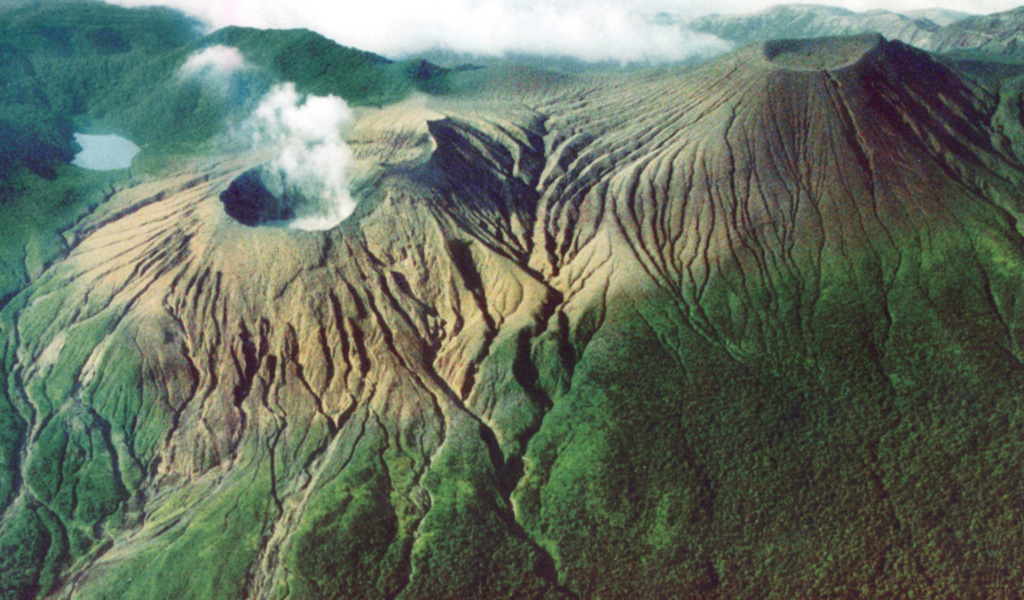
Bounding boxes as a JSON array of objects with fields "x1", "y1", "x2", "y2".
[{"x1": 4, "y1": 30, "x2": 1024, "y2": 600}]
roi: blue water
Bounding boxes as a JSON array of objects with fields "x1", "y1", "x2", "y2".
[{"x1": 72, "y1": 133, "x2": 140, "y2": 170}]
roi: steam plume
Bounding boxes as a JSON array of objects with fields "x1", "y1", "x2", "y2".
[
  {"x1": 179, "y1": 45, "x2": 249, "y2": 98},
  {"x1": 244, "y1": 84, "x2": 356, "y2": 230},
  {"x1": 180, "y1": 45, "x2": 247, "y2": 77}
]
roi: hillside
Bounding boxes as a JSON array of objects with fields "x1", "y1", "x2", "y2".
[
  {"x1": 902, "y1": 7, "x2": 972, "y2": 26},
  {"x1": 687, "y1": 4, "x2": 947, "y2": 47},
  {"x1": 3, "y1": 28, "x2": 1024, "y2": 599},
  {"x1": 684, "y1": 3, "x2": 1024, "y2": 66},
  {"x1": 928, "y1": 6, "x2": 1024, "y2": 59}
]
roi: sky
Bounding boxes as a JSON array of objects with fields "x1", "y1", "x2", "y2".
[{"x1": 106, "y1": 0, "x2": 1024, "y2": 62}]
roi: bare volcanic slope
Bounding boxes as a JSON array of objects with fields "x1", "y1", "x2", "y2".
[{"x1": 4, "y1": 35, "x2": 1024, "y2": 599}]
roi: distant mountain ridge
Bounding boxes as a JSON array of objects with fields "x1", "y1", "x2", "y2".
[
  {"x1": 902, "y1": 7, "x2": 973, "y2": 26},
  {"x1": 686, "y1": 4, "x2": 965, "y2": 48},
  {"x1": 927, "y1": 6, "x2": 1024, "y2": 59},
  {"x1": 685, "y1": 3, "x2": 1024, "y2": 62}
]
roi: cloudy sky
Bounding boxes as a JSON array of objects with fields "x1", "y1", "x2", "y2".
[{"x1": 107, "y1": 0, "x2": 1024, "y2": 62}]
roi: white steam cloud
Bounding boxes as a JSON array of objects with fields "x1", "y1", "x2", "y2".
[
  {"x1": 179, "y1": 45, "x2": 249, "y2": 96},
  {"x1": 245, "y1": 83, "x2": 356, "y2": 230},
  {"x1": 180, "y1": 45, "x2": 247, "y2": 77}
]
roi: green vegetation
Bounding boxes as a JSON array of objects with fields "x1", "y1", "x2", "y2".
[
  {"x1": 0, "y1": 501, "x2": 52, "y2": 600},
  {"x1": 0, "y1": 1, "x2": 449, "y2": 186},
  {"x1": 0, "y1": 1, "x2": 200, "y2": 182},
  {"x1": 284, "y1": 420, "x2": 409, "y2": 599},
  {"x1": 69, "y1": 452, "x2": 275, "y2": 600},
  {"x1": 208, "y1": 27, "x2": 450, "y2": 105},
  {"x1": 0, "y1": 167, "x2": 121, "y2": 304}
]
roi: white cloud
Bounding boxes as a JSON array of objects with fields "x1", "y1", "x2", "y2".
[
  {"x1": 107, "y1": 0, "x2": 1021, "y2": 63},
  {"x1": 180, "y1": 45, "x2": 247, "y2": 77},
  {"x1": 109, "y1": 0, "x2": 734, "y2": 63},
  {"x1": 179, "y1": 45, "x2": 249, "y2": 97},
  {"x1": 644, "y1": 0, "x2": 1009, "y2": 16},
  {"x1": 244, "y1": 83, "x2": 356, "y2": 230}
]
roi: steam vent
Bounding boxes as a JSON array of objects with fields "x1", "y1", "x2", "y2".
[{"x1": 4, "y1": 2, "x2": 1024, "y2": 599}]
